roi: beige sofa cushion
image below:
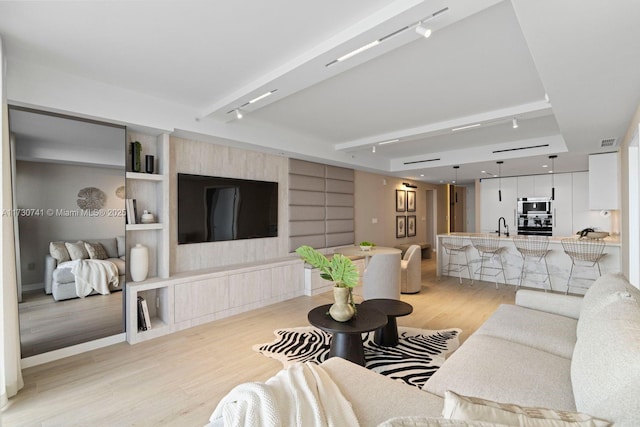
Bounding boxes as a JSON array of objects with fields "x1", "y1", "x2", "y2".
[
  {"x1": 474, "y1": 304, "x2": 577, "y2": 359},
  {"x1": 423, "y1": 334, "x2": 576, "y2": 412},
  {"x1": 571, "y1": 290, "x2": 640, "y2": 426},
  {"x1": 49, "y1": 241, "x2": 71, "y2": 263},
  {"x1": 65, "y1": 241, "x2": 89, "y2": 260},
  {"x1": 577, "y1": 273, "x2": 640, "y2": 338},
  {"x1": 320, "y1": 358, "x2": 444, "y2": 426},
  {"x1": 442, "y1": 391, "x2": 610, "y2": 427}
]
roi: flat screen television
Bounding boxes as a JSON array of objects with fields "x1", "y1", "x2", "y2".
[{"x1": 177, "y1": 173, "x2": 278, "y2": 244}]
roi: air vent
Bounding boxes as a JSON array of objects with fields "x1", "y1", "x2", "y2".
[
  {"x1": 404, "y1": 158, "x2": 441, "y2": 165},
  {"x1": 600, "y1": 137, "x2": 618, "y2": 148}
]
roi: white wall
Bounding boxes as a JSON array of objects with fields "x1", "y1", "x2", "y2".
[{"x1": 15, "y1": 161, "x2": 125, "y2": 286}]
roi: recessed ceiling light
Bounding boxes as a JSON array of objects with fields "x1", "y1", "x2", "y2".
[
  {"x1": 481, "y1": 170, "x2": 486, "y2": 174},
  {"x1": 420, "y1": 174, "x2": 425, "y2": 177},
  {"x1": 542, "y1": 164, "x2": 548, "y2": 168},
  {"x1": 452, "y1": 123, "x2": 481, "y2": 132}
]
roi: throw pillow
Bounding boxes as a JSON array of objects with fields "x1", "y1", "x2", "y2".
[
  {"x1": 443, "y1": 391, "x2": 611, "y2": 427},
  {"x1": 117, "y1": 235, "x2": 126, "y2": 257},
  {"x1": 84, "y1": 242, "x2": 108, "y2": 260},
  {"x1": 65, "y1": 241, "x2": 89, "y2": 261},
  {"x1": 49, "y1": 241, "x2": 71, "y2": 263}
]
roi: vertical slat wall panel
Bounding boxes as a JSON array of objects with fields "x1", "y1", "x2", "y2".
[{"x1": 288, "y1": 160, "x2": 355, "y2": 251}]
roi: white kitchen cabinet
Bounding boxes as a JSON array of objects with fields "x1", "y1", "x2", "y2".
[
  {"x1": 573, "y1": 171, "x2": 611, "y2": 233},
  {"x1": 480, "y1": 177, "x2": 517, "y2": 234},
  {"x1": 517, "y1": 174, "x2": 553, "y2": 198},
  {"x1": 551, "y1": 173, "x2": 573, "y2": 236},
  {"x1": 589, "y1": 152, "x2": 619, "y2": 210}
]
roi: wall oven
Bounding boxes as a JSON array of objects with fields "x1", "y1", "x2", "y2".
[{"x1": 517, "y1": 197, "x2": 552, "y2": 236}]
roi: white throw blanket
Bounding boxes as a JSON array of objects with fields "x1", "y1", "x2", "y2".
[
  {"x1": 208, "y1": 362, "x2": 360, "y2": 427},
  {"x1": 70, "y1": 259, "x2": 119, "y2": 298}
]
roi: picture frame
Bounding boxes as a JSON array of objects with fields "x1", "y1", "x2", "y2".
[
  {"x1": 396, "y1": 216, "x2": 406, "y2": 238},
  {"x1": 407, "y1": 215, "x2": 416, "y2": 237},
  {"x1": 407, "y1": 190, "x2": 416, "y2": 212},
  {"x1": 396, "y1": 189, "x2": 406, "y2": 212}
]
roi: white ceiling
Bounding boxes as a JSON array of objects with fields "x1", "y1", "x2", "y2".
[{"x1": 1, "y1": 0, "x2": 639, "y2": 184}]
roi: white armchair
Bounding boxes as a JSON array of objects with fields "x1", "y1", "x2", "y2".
[
  {"x1": 400, "y1": 244, "x2": 422, "y2": 294},
  {"x1": 363, "y1": 252, "x2": 401, "y2": 300}
]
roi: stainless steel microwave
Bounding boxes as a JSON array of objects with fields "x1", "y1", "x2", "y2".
[{"x1": 517, "y1": 197, "x2": 551, "y2": 214}]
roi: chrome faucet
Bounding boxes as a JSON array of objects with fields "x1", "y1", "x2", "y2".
[{"x1": 498, "y1": 217, "x2": 509, "y2": 237}]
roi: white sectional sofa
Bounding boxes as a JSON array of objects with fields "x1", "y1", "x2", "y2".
[{"x1": 211, "y1": 272, "x2": 640, "y2": 426}]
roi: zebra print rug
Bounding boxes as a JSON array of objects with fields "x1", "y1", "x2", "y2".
[{"x1": 253, "y1": 326, "x2": 461, "y2": 388}]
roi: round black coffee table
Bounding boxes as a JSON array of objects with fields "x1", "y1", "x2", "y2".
[
  {"x1": 307, "y1": 304, "x2": 387, "y2": 366},
  {"x1": 360, "y1": 299, "x2": 413, "y2": 347}
]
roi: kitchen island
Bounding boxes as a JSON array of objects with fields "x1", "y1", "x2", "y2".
[{"x1": 436, "y1": 233, "x2": 621, "y2": 294}]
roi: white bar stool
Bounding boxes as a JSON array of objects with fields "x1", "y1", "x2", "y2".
[
  {"x1": 441, "y1": 236, "x2": 473, "y2": 284},
  {"x1": 469, "y1": 235, "x2": 506, "y2": 289},
  {"x1": 512, "y1": 236, "x2": 552, "y2": 292},
  {"x1": 561, "y1": 237, "x2": 606, "y2": 294}
]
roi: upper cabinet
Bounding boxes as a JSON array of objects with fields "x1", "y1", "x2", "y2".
[
  {"x1": 479, "y1": 177, "x2": 518, "y2": 233},
  {"x1": 589, "y1": 152, "x2": 619, "y2": 210},
  {"x1": 517, "y1": 174, "x2": 553, "y2": 198}
]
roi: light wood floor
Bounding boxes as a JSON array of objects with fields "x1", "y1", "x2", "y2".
[{"x1": 2, "y1": 258, "x2": 516, "y2": 427}]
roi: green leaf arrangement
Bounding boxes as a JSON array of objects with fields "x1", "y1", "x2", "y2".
[{"x1": 295, "y1": 245, "x2": 359, "y2": 288}]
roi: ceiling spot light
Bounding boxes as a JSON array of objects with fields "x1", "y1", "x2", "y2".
[
  {"x1": 452, "y1": 123, "x2": 481, "y2": 132},
  {"x1": 372, "y1": 145, "x2": 376, "y2": 153},
  {"x1": 248, "y1": 90, "x2": 277, "y2": 104},
  {"x1": 235, "y1": 109, "x2": 243, "y2": 119},
  {"x1": 452, "y1": 165, "x2": 459, "y2": 184},
  {"x1": 378, "y1": 139, "x2": 399, "y2": 145},
  {"x1": 512, "y1": 118, "x2": 518, "y2": 129},
  {"x1": 415, "y1": 23, "x2": 432, "y2": 38}
]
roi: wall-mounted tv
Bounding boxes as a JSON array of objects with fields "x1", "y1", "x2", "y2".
[{"x1": 177, "y1": 173, "x2": 278, "y2": 244}]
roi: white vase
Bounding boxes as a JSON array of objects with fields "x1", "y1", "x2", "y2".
[{"x1": 130, "y1": 244, "x2": 149, "y2": 282}]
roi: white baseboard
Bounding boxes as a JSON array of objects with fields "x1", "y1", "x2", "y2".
[{"x1": 21, "y1": 333, "x2": 126, "y2": 369}]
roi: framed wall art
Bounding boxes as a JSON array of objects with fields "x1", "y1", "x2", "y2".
[
  {"x1": 407, "y1": 190, "x2": 416, "y2": 212},
  {"x1": 396, "y1": 216, "x2": 406, "y2": 238},
  {"x1": 407, "y1": 215, "x2": 416, "y2": 237},
  {"x1": 396, "y1": 189, "x2": 406, "y2": 212}
]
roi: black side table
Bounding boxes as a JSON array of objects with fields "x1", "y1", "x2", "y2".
[
  {"x1": 307, "y1": 304, "x2": 387, "y2": 366},
  {"x1": 360, "y1": 299, "x2": 413, "y2": 347}
]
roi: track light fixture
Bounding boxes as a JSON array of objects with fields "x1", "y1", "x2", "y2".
[
  {"x1": 372, "y1": 145, "x2": 376, "y2": 153},
  {"x1": 415, "y1": 23, "x2": 432, "y2": 38},
  {"x1": 497, "y1": 161, "x2": 504, "y2": 202},
  {"x1": 235, "y1": 109, "x2": 243, "y2": 120},
  {"x1": 512, "y1": 117, "x2": 518, "y2": 129},
  {"x1": 452, "y1": 165, "x2": 459, "y2": 184}
]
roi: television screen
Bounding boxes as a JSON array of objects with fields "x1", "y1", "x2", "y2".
[{"x1": 177, "y1": 173, "x2": 278, "y2": 244}]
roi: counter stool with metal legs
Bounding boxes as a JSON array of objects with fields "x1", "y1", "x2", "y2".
[
  {"x1": 512, "y1": 236, "x2": 552, "y2": 292},
  {"x1": 441, "y1": 236, "x2": 473, "y2": 284},
  {"x1": 561, "y1": 237, "x2": 606, "y2": 294},
  {"x1": 469, "y1": 235, "x2": 507, "y2": 289}
]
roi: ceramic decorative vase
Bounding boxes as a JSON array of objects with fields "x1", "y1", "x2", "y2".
[
  {"x1": 145, "y1": 155, "x2": 154, "y2": 174},
  {"x1": 329, "y1": 286, "x2": 355, "y2": 322},
  {"x1": 140, "y1": 210, "x2": 155, "y2": 224},
  {"x1": 130, "y1": 243, "x2": 149, "y2": 282}
]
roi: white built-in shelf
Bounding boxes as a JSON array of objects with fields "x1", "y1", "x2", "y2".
[
  {"x1": 126, "y1": 171, "x2": 165, "y2": 182},
  {"x1": 126, "y1": 223, "x2": 164, "y2": 231}
]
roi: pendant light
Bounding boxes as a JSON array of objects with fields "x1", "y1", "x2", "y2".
[
  {"x1": 497, "y1": 161, "x2": 503, "y2": 202},
  {"x1": 453, "y1": 166, "x2": 459, "y2": 202},
  {"x1": 550, "y1": 155, "x2": 556, "y2": 201}
]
